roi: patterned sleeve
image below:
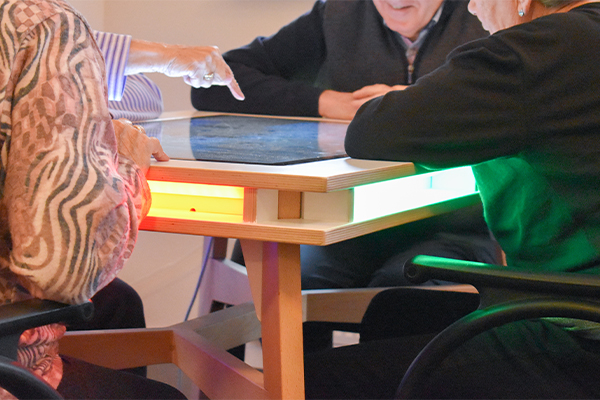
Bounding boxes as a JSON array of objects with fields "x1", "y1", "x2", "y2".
[{"x1": 4, "y1": 7, "x2": 149, "y2": 304}]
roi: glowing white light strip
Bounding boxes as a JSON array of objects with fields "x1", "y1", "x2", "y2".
[{"x1": 353, "y1": 166, "x2": 478, "y2": 222}]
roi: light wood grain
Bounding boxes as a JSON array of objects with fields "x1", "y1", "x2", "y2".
[
  {"x1": 139, "y1": 193, "x2": 480, "y2": 245},
  {"x1": 260, "y1": 242, "x2": 304, "y2": 400},
  {"x1": 146, "y1": 157, "x2": 416, "y2": 192},
  {"x1": 59, "y1": 303, "x2": 266, "y2": 399},
  {"x1": 244, "y1": 188, "x2": 258, "y2": 223},
  {"x1": 278, "y1": 190, "x2": 302, "y2": 219},
  {"x1": 302, "y1": 285, "x2": 477, "y2": 324}
]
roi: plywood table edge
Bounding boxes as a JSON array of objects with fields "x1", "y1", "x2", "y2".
[
  {"x1": 140, "y1": 193, "x2": 480, "y2": 246},
  {"x1": 146, "y1": 159, "x2": 416, "y2": 193}
]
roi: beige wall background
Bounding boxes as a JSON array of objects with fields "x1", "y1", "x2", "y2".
[
  {"x1": 69, "y1": 0, "x2": 314, "y2": 327},
  {"x1": 72, "y1": 0, "x2": 314, "y2": 112}
]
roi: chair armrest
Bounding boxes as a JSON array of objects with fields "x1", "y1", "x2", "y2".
[
  {"x1": 404, "y1": 255, "x2": 600, "y2": 298},
  {"x1": 0, "y1": 355, "x2": 62, "y2": 399},
  {"x1": 0, "y1": 300, "x2": 93, "y2": 399},
  {"x1": 0, "y1": 299, "x2": 94, "y2": 361},
  {"x1": 0, "y1": 299, "x2": 94, "y2": 337},
  {"x1": 398, "y1": 256, "x2": 600, "y2": 398}
]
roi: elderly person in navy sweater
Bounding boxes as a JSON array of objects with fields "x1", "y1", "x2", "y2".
[{"x1": 192, "y1": 0, "x2": 501, "y2": 351}]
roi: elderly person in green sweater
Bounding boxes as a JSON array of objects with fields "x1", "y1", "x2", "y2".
[{"x1": 304, "y1": 0, "x2": 600, "y2": 398}]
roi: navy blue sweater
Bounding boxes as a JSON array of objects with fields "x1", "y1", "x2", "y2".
[{"x1": 191, "y1": 0, "x2": 486, "y2": 117}]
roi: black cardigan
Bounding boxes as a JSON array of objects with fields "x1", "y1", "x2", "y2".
[
  {"x1": 345, "y1": 3, "x2": 600, "y2": 270},
  {"x1": 191, "y1": 0, "x2": 486, "y2": 117}
]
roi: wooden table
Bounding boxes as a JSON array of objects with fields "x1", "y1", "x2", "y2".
[{"x1": 63, "y1": 111, "x2": 480, "y2": 399}]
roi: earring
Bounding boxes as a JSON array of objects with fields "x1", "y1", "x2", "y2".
[{"x1": 518, "y1": 9, "x2": 525, "y2": 17}]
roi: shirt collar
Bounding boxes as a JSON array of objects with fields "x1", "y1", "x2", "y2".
[{"x1": 396, "y1": 3, "x2": 444, "y2": 49}]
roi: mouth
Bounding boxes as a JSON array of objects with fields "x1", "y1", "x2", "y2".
[{"x1": 387, "y1": 3, "x2": 413, "y2": 12}]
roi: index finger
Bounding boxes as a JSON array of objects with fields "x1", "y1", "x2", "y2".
[
  {"x1": 148, "y1": 137, "x2": 170, "y2": 162},
  {"x1": 227, "y1": 77, "x2": 245, "y2": 101}
]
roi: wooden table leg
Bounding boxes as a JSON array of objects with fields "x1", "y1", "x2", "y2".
[
  {"x1": 243, "y1": 240, "x2": 305, "y2": 399},
  {"x1": 262, "y1": 241, "x2": 304, "y2": 399}
]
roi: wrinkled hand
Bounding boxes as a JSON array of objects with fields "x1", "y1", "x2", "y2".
[
  {"x1": 158, "y1": 45, "x2": 244, "y2": 99},
  {"x1": 318, "y1": 84, "x2": 407, "y2": 120},
  {"x1": 113, "y1": 119, "x2": 169, "y2": 175},
  {"x1": 352, "y1": 84, "x2": 407, "y2": 103},
  {"x1": 318, "y1": 90, "x2": 364, "y2": 120},
  {"x1": 127, "y1": 40, "x2": 244, "y2": 101}
]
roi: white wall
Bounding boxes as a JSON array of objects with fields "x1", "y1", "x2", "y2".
[
  {"x1": 70, "y1": 0, "x2": 314, "y2": 328},
  {"x1": 70, "y1": 0, "x2": 104, "y2": 27},
  {"x1": 103, "y1": 0, "x2": 314, "y2": 112}
]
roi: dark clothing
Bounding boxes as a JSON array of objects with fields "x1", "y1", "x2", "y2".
[
  {"x1": 70, "y1": 278, "x2": 148, "y2": 377},
  {"x1": 346, "y1": 3, "x2": 600, "y2": 272},
  {"x1": 304, "y1": 319, "x2": 600, "y2": 399},
  {"x1": 303, "y1": 3, "x2": 600, "y2": 399},
  {"x1": 191, "y1": 0, "x2": 486, "y2": 117},
  {"x1": 299, "y1": 205, "x2": 500, "y2": 290},
  {"x1": 358, "y1": 287, "x2": 480, "y2": 343},
  {"x1": 213, "y1": 0, "x2": 500, "y2": 292},
  {"x1": 58, "y1": 356, "x2": 186, "y2": 400},
  {"x1": 69, "y1": 278, "x2": 146, "y2": 332}
]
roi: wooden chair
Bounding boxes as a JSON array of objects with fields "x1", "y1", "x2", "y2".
[
  {"x1": 59, "y1": 301, "x2": 265, "y2": 399},
  {"x1": 191, "y1": 237, "x2": 253, "y2": 317},
  {"x1": 0, "y1": 294, "x2": 262, "y2": 399}
]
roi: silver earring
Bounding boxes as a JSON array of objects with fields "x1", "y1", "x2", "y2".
[{"x1": 518, "y1": 9, "x2": 525, "y2": 17}]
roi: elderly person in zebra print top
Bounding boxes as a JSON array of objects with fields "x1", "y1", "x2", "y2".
[{"x1": 0, "y1": 0, "x2": 182, "y2": 397}]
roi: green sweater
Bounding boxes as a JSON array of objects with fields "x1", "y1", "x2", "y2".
[{"x1": 346, "y1": 3, "x2": 600, "y2": 273}]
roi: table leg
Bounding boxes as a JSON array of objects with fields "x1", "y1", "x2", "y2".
[{"x1": 242, "y1": 240, "x2": 305, "y2": 399}]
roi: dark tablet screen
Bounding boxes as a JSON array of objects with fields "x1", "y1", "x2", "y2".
[{"x1": 139, "y1": 114, "x2": 349, "y2": 165}]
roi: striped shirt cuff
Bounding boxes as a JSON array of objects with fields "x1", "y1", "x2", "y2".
[
  {"x1": 94, "y1": 31, "x2": 132, "y2": 101},
  {"x1": 108, "y1": 74, "x2": 164, "y2": 123}
]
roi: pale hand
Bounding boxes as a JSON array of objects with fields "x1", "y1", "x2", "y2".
[
  {"x1": 126, "y1": 40, "x2": 245, "y2": 101},
  {"x1": 318, "y1": 84, "x2": 407, "y2": 120},
  {"x1": 318, "y1": 90, "x2": 365, "y2": 120},
  {"x1": 352, "y1": 84, "x2": 408, "y2": 102},
  {"x1": 113, "y1": 119, "x2": 169, "y2": 175}
]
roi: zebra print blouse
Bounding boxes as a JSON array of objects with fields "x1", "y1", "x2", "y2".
[{"x1": 0, "y1": 0, "x2": 149, "y2": 390}]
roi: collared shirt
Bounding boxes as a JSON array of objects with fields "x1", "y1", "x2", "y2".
[
  {"x1": 94, "y1": 31, "x2": 164, "y2": 122},
  {"x1": 394, "y1": 4, "x2": 444, "y2": 84}
]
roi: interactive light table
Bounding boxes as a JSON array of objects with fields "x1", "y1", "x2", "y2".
[{"x1": 74, "y1": 111, "x2": 481, "y2": 400}]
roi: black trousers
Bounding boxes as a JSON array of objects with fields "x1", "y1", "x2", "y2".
[
  {"x1": 58, "y1": 356, "x2": 186, "y2": 399},
  {"x1": 68, "y1": 278, "x2": 146, "y2": 332},
  {"x1": 304, "y1": 289, "x2": 600, "y2": 399}
]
